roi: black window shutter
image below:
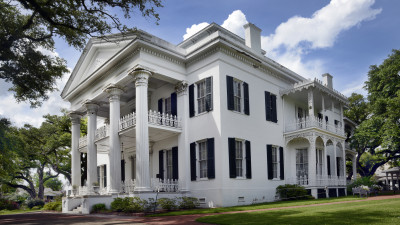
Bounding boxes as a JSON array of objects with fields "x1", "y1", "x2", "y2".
[
  {"x1": 206, "y1": 77, "x2": 213, "y2": 111},
  {"x1": 172, "y1": 146, "x2": 179, "y2": 180},
  {"x1": 158, "y1": 150, "x2": 164, "y2": 180},
  {"x1": 207, "y1": 138, "x2": 215, "y2": 179},
  {"x1": 190, "y1": 142, "x2": 196, "y2": 181},
  {"x1": 336, "y1": 157, "x2": 340, "y2": 176},
  {"x1": 104, "y1": 165, "x2": 107, "y2": 187},
  {"x1": 158, "y1": 98, "x2": 163, "y2": 114},
  {"x1": 121, "y1": 159, "x2": 125, "y2": 182},
  {"x1": 227, "y1": 76, "x2": 234, "y2": 110},
  {"x1": 271, "y1": 95, "x2": 277, "y2": 123},
  {"x1": 245, "y1": 140, "x2": 252, "y2": 179},
  {"x1": 327, "y1": 155, "x2": 331, "y2": 176},
  {"x1": 265, "y1": 91, "x2": 271, "y2": 121},
  {"x1": 97, "y1": 166, "x2": 100, "y2": 184},
  {"x1": 267, "y1": 145, "x2": 273, "y2": 179},
  {"x1": 243, "y1": 82, "x2": 250, "y2": 115},
  {"x1": 279, "y1": 147, "x2": 284, "y2": 180},
  {"x1": 171, "y1": 92, "x2": 177, "y2": 116},
  {"x1": 189, "y1": 84, "x2": 195, "y2": 117},
  {"x1": 228, "y1": 137, "x2": 236, "y2": 178}
]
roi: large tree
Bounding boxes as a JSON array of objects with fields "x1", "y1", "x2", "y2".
[
  {"x1": 0, "y1": 0, "x2": 162, "y2": 107},
  {"x1": 346, "y1": 49, "x2": 400, "y2": 177}
]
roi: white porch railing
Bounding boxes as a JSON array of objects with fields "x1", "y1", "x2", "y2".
[
  {"x1": 285, "y1": 116, "x2": 344, "y2": 136},
  {"x1": 286, "y1": 175, "x2": 346, "y2": 187},
  {"x1": 121, "y1": 179, "x2": 136, "y2": 193},
  {"x1": 151, "y1": 178, "x2": 179, "y2": 192},
  {"x1": 78, "y1": 186, "x2": 88, "y2": 195},
  {"x1": 119, "y1": 110, "x2": 181, "y2": 131},
  {"x1": 78, "y1": 136, "x2": 87, "y2": 149},
  {"x1": 95, "y1": 125, "x2": 109, "y2": 140}
]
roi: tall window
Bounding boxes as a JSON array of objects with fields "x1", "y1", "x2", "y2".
[
  {"x1": 235, "y1": 140, "x2": 243, "y2": 177},
  {"x1": 233, "y1": 80, "x2": 242, "y2": 112},
  {"x1": 265, "y1": 91, "x2": 277, "y2": 122},
  {"x1": 198, "y1": 141, "x2": 208, "y2": 178},
  {"x1": 196, "y1": 78, "x2": 212, "y2": 114},
  {"x1": 165, "y1": 97, "x2": 171, "y2": 115},
  {"x1": 166, "y1": 150, "x2": 173, "y2": 179},
  {"x1": 316, "y1": 149, "x2": 323, "y2": 175},
  {"x1": 296, "y1": 149, "x2": 308, "y2": 178},
  {"x1": 272, "y1": 147, "x2": 278, "y2": 179}
]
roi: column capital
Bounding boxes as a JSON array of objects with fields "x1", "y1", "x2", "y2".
[
  {"x1": 68, "y1": 112, "x2": 82, "y2": 125},
  {"x1": 175, "y1": 81, "x2": 188, "y2": 96},
  {"x1": 84, "y1": 101, "x2": 100, "y2": 114},
  {"x1": 129, "y1": 66, "x2": 153, "y2": 87},
  {"x1": 104, "y1": 84, "x2": 124, "y2": 102}
]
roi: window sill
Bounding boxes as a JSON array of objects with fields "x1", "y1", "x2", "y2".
[
  {"x1": 270, "y1": 178, "x2": 283, "y2": 181},
  {"x1": 234, "y1": 177, "x2": 247, "y2": 180},
  {"x1": 229, "y1": 110, "x2": 249, "y2": 116},
  {"x1": 194, "y1": 111, "x2": 212, "y2": 117}
]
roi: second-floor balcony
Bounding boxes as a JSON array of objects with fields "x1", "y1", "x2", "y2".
[
  {"x1": 79, "y1": 110, "x2": 181, "y2": 149},
  {"x1": 285, "y1": 116, "x2": 344, "y2": 136}
]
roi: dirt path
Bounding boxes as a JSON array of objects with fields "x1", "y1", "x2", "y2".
[{"x1": 1, "y1": 195, "x2": 400, "y2": 225}]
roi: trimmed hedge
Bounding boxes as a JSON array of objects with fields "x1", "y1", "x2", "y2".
[
  {"x1": 91, "y1": 203, "x2": 106, "y2": 213},
  {"x1": 26, "y1": 199, "x2": 45, "y2": 209},
  {"x1": 43, "y1": 201, "x2": 62, "y2": 211},
  {"x1": 276, "y1": 184, "x2": 311, "y2": 200}
]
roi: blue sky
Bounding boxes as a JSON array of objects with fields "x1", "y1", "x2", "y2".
[{"x1": 1, "y1": 0, "x2": 399, "y2": 127}]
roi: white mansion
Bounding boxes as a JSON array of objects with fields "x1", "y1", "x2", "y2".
[{"x1": 61, "y1": 23, "x2": 357, "y2": 214}]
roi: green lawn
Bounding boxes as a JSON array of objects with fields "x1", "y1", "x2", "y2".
[
  {"x1": 149, "y1": 196, "x2": 361, "y2": 217},
  {"x1": 197, "y1": 198, "x2": 400, "y2": 225},
  {"x1": 0, "y1": 208, "x2": 42, "y2": 215}
]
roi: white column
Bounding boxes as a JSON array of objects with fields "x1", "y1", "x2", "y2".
[
  {"x1": 352, "y1": 155, "x2": 357, "y2": 180},
  {"x1": 131, "y1": 69, "x2": 152, "y2": 192},
  {"x1": 85, "y1": 102, "x2": 99, "y2": 193},
  {"x1": 176, "y1": 81, "x2": 189, "y2": 191},
  {"x1": 322, "y1": 142, "x2": 328, "y2": 177},
  {"x1": 308, "y1": 89, "x2": 314, "y2": 118},
  {"x1": 308, "y1": 135, "x2": 316, "y2": 185},
  {"x1": 70, "y1": 112, "x2": 81, "y2": 187},
  {"x1": 105, "y1": 85, "x2": 124, "y2": 193},
  {"x1": 342, "y1": 142, "x2": 346, "y2": 178},
  {"x1": 333, "y1": 140, "x2": 337, "y2": 178}
]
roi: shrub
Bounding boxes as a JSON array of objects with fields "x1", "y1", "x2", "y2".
[
  {"x1": 26, "y1": 199, "x2": 45, "y2": 209},
  {"x1": 144, "y1": 198, "x2": 157, "y2": 213},
  {"x1": 177, "y1": 197, "x2": 199, "y2": 209},
  {"x1": 110, "y1": 197, "x2": 148, "y2": 213},
  {"x1": 0, "y1": 198, "x2": 19, "y2": 210},
  {"x1": 347, "y1": 176, "x2": 378, "y2": 194},
  {"x1": 276, "y1": 184, "x2": 309, "y2": 200},
  {"x1": 91, "y1": 203, "x2": 106, "y2": 213},
  {"x1": 157, "y1": 198, "x2": 177, "y2": 211},
  {"x1": 43, "y1": 201, "x2": 62, "y2": 211}
]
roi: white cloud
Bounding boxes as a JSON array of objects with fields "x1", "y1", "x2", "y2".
[
  {"x1": 262, "y1": 0, "x2": 381, "y2": 78},
  {"x1": 221, "y1": 10, "x2": 248, "y2": 38},
  {"x1": 340, "y1": 77, "x2": 368, "y2": 96},
  {"x1": 183, "y1": 22, "x2": 210, "y2": 40},
  {"x1": 0, "y1": 70, "x2": 71, "y2": 128}
]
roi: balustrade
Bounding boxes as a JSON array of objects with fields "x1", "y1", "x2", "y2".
[
  {"x1": 286, "y1": 175, "x2": 346, "y2": 187},
  {"x1": 78, "y1": 136, "x2": 87, "y2": 149},
  {"x1": 95, "y1": 125, "x2": 109, "y2": 140},
  {"x1": 285, "y1": 116, "x2": 344, "y2": 136},
  {"x1": 151, "y1": 178, "x2": 179, "y2": 192}
]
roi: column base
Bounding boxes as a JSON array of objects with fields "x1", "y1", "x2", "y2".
[{"x1": 108, "y1": 189, "x2": 120, "y2": 194}]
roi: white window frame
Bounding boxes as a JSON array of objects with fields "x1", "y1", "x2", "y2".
[
  {"x1": 197, "y1": 141, "x2": 208, "y2": 179},
  {"x1": 233, "y1": 138, "x2": 248, "y2": 179},
  {"x1": 195, "y1": 77, "x2": 212, "y2": 115},
  {"x1": 164, "y1": 97, "x2": 172, "y2": 115},
  {"x1": 233, "y1": 79, "x2": 243, "y2": 112},
  {"x1": 272, "y1": 146, "x2": 279, "y2": 179},
  {"x1": 165, "y1": 150, "x2": 173, "y2": 179}
]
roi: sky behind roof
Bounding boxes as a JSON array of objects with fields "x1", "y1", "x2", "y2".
[{"x1": 1, "y1": 0, "x2": 399, "y2": 127}]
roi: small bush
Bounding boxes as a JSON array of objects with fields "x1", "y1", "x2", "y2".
[
  {"x1": 347, "y1": 176, "x2": 378, "y2": 194},
  {"x1": 26, "y1": 199, "x2": 45, "y2": 209},
  {"x1": 110, "y1": 197, "x2": 148, "y2": 213},
  {"x1": 0, "y1": 198, "x2": 19, "y2": 210},
  {"x1": 91, "y1": 203, "x2": 106, "y2": 213},
  {"x1": 177, "y1": 197, "x2": 199, "y2": 209},
  {"x1": 157, "y1": 198, "x2": 177, "y2": 211},
  {"x1": 43, "y1": 201, "x2": 62, "y2": 211},
  {"x1": 144, "y1": 198, "x2": 157, "y2": 213},
  {"x1": 276, "y1": 184, "x2": 309, "y2": 200}
]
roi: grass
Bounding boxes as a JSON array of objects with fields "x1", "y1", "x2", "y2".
[
  {"x1": 148, "y1": 196, "x2": 361, "y2": 217},
  {"x1": 197, "y1": 198, "x2": 400, "y2": 225},
  {"x1": 0, "y1": 208, "x2": 42, "y2": 215}
]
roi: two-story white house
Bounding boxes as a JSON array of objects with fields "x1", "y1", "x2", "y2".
[{"x1": 61, "y1": 23, "x2": 357, "y2": 214}]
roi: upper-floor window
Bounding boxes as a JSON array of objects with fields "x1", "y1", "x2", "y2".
[
  {"x1": 189, "y1": 77, "x2": 213, "y2": 117},
  {"x1": 165, "y1": 97, "x2": 172, "y2": 115},
  {"x1": 228, "y1": 138, "x2": 252, "y2": 179},
  {"x1": 265, "y1": 91, "x2": 277, "y2": 123},
  {"x1": 158, "y1": 93, "x2": 177, "y2": 116},
  {"x1": 227, "y1": 75, "x2": 249, "y2": 115}
]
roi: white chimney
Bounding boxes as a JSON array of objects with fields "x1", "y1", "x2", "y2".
[
  {"x1": 243, "y1": 23, "x2": 262, "y2": 54},
  {"x1": 322, "y1": 73, "x2": 333, "y2": 89}
]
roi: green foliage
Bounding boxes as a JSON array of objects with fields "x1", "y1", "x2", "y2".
[
  {"x1": 177, "y1": 197, "x2": 200, "y2": 209},
  {"x1": 26, "y1": 199, "x2": 44, "y2": 209},
  {"x1": 0, "y1": 198, "x2": 19, "y2": 210},
  {"x1": 347, "y1": 176, "x2": 378, "y2": 193},
  {"x1": 110, "y1": 197, "x2": 148, "y2": 213},
  {"x1": 276, "y1": 184, "x2": 310, "y2": 200},
  {"x1": 0, "y1": 0, "x2": 163, "y2": 106},
  {"x1": 43, "y1": 201, "x2": 62, "y2": 211},
  {"x1": 157, "y1": 198, "x2": 177, "y2": 211},
  {"x1": 91, "y1": 203, "x2": 106, "y2": 213}
]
